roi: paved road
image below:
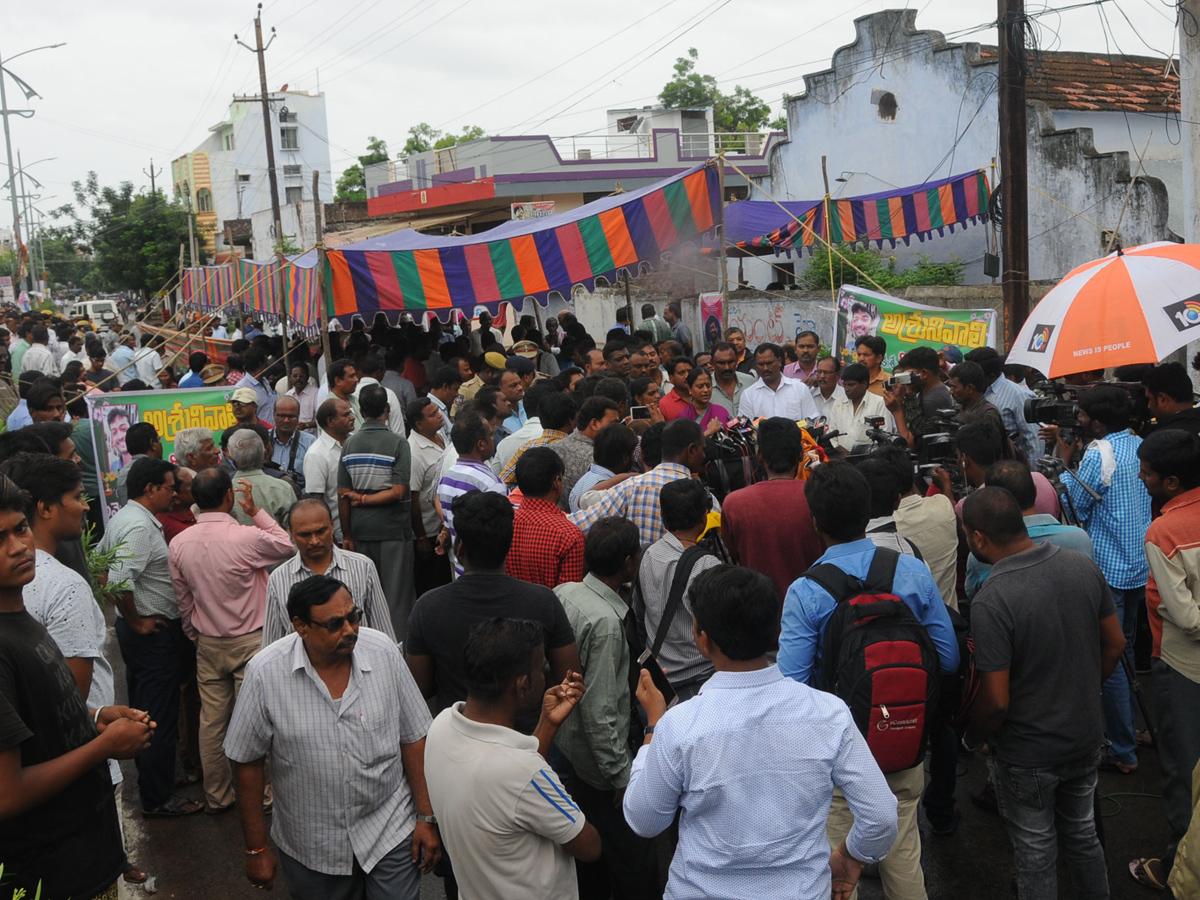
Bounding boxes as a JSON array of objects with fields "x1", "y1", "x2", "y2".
[{"x1": 108, "y1": 618, "x2": 1171, "y2": 900}]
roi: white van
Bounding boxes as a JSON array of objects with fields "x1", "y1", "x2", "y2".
[{"x1": 71, "y1": 299, "x2": 120, "y2": 332}]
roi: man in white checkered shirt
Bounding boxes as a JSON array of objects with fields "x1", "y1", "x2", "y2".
[{"x1": 225, "y1": 574, "x2": 439, "y2": 899}]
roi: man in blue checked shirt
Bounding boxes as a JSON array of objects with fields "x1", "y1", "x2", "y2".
[
  {"x1": 1043, "y1": 384, "x2": 1152, "y2": 774},
  {"x1": 424, "y1": 618, "x2": 601, "y2": 900},
  {"x1": 626, "y1": 565, "x2": 897, "y2": 900},
  {"x1": 778, "y1": 461, "x2": 957, "y2": 900}
]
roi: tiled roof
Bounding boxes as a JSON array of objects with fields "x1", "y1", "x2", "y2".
[{"x1": 977, "y1": 47, "x2": 1179, "y2": 113}]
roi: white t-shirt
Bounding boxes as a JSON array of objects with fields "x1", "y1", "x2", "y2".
[
  {"x1": 425, "y1": 704, "x2": 584, "y2": 900},
  {"x1": 23, "y1": 550, "x2": 121, "y2": 783}
]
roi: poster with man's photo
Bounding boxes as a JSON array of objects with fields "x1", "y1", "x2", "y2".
[
  {"x1": 834, "y1": 285, "x2": 998, "y2": 370},
  {"x1": 85, "y1": 388, "x2": 237, "y2": 523}
]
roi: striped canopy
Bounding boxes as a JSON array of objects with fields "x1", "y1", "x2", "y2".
[
  {"x1": 323, "y1": 162, "x2": 723, "y2": 325},
  {"x1": 728, "y1": 170, "x2": 991, "y2": 255},
  {"x1": 181, "y1": 254, "x2": 321, "y2": 334}
]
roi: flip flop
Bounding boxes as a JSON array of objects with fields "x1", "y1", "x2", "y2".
[
  {"x1": 142, "y1": 794, "x2": 203, "y2": 818},
  {"x1": 1129, "y1": 857, "x2": 1166, "y2": 890},
  {"x1": 1100, "y1": 751, "x2": 1138, "y2": 775},
  {"x1": 173, "y1": 771, "x2": 200, "y2": 788},
  {"x1": 1136, "y1": 729, "x2": 1156, "y2": 749},
  {"x1": 124, "y1": 867, "x2": 148, "y2": 885}
]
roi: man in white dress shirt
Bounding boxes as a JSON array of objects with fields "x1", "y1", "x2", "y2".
[
  {"x1": 738, "y1": 343, "x2": 820, "y2": 422},
  {"x1": 830, "y1": 363, "x2": 896, "y2": 453},
  {"x1": 810, "y1": 355, "x2": 847, "y2": 422}
]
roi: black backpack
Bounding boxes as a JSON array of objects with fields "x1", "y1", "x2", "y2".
[{"x1": 804, "y1": 548, "x2": 941, "y2": 774}]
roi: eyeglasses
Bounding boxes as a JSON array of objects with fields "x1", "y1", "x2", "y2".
[{"x1": 307, "y1": 606, "x2": 362, "y2": 633}]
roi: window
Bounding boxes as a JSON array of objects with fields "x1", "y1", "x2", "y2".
[
  {"x1": 280, "y1": 127, "x2": 299, "y2": 150},
  {"x1": 223, "y1": 133, "x2": 235, "y2": 151},
  {"x1": 237, "y1": 173, "x2": 251, "y2": 183},
  {"x1": 279, "y1": 109, "x2": 297, "y2": 123},
  {"x1": 285, "y1": 186, "x2": 303, "y2": 205},
  {"x1": 876, "y1": 91, "x2": 898, "y2": 122},
  {"x1": 282, "y1": 164, "x2": 302, "y2": 177},
  {"x1": 196, "y1": 188, "x2": 213, "y2": 213}
]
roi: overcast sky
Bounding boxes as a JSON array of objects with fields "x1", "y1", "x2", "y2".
[{"x1": 2, "y1": 0, "x2": 1181, "y2": 222}]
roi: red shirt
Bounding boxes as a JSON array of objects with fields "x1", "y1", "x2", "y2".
[
  {"x1": 720, "y1": 478, "x2": 824, "y2": 602},
  {"x1": 157, "y1": 509, "x2": 197, "y2": 545},
  {"x1": 659, "y1": 390, "x2": 691, "y2": 421},
  {"x1": 506, "y1": 496, "x2": 585, "y2": 589}
]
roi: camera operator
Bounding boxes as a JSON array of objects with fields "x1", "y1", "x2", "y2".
[
  {"x1": 948, "y1": 362, "x2": 1004, "y2": 433},
  {"x1": 1040, "y1": 384, "x2": 1152, "y2": 775},
  {"x1": 1142, "y1": 362, "x2": 1200, "y2": 437},
  {"x1": 829, "y1": 363, "x2": 894, "y2": 453},
  {"x1": 964, "y1": 347, "x2": 1044, "y2": 466},
  {"x1": 931, "y1": 423, "x2": 1061, "y2": 518},
  {"x1": 883, "y1": 346, "x2": 954, "y2": 452}
]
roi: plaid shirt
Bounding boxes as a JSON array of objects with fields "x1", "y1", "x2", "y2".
[
  {"x1": 569, "y1": 463, "x2": 695, "y2": 545},
  {"x1": 986, "y1": 375, "x2": 1044, "y2": 463},
  {"x1": 506, "y1": 496, "x2": 585, "y2": 588},
  {"x1": 499, "y1": 429, "x2": 569, "y2": 486},
  {"x1": 1066, "y1": 429, "x2": 1152, "y2": 589}
]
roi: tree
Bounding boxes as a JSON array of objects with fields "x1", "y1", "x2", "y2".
[
  {"x1": 799, "y1": 248, "x2": 965, "y2": 293},
  {"x1": 401, "y1": 123, "x2": 486, "y2": 159},
  {"x1": 335, "y1": 135, "x2": 390, "y2": 203},
  {"x1": 38, "y1": 225, "x2": 93, "y2": 288},
  {"x1": 659, "y1": 48, "x2": 780, "y2": 134},
  {"x1": 54, "y1": 172, "x2": 193, "y2": 298}
]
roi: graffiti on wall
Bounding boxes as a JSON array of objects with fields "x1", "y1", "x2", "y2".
[{"x1": 726, "y1": 300, "x2": 835, "y2": 348}]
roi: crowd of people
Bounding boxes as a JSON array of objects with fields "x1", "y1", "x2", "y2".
[{"x1": 1, "y1": 297, "x2": 1199, "y2": 900}]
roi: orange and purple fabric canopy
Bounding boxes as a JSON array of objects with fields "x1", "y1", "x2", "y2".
[
  {"x1": 322, "y1": 162, "x2": 722, "y2": 325},
  {"x1": 722, "y1": 169, "x2": 990, "y2": 256}
]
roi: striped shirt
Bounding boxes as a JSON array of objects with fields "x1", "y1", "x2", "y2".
[
  {"x1": 569, "y1": 463, "x2": 696, "y2": 545},
  {"x1": 337, "y1": 422, "x2": 412, "y2": 542},
  {"x1": 438, "y1": 458, "x2": 508, "y2": 576},
  {"x1": 100, "y1": 499, "x2": 178, "y2": 619},
  {"x1": 225, "y1": 628, "x2": 431, "y2": 876},
  {"x1": 262, "y1": 547, "x2": 397, "y2": 646}
]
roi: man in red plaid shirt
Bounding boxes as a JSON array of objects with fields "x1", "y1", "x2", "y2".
[{"x1": 507, "y1": 448, "x2": 586, "y2": 589}]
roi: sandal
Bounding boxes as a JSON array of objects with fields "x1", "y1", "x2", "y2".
[
  {"x1": 124, "y1": 867, "x2": 148, "y2": 885},
  {"x1": 173, "y1": 771, "x2": 200, "y2": 788},
  {"x1": 1137, "y1": 729, "x2": 1156, "y2": 750},
  {"x1": 143, "y1": 794, "x2": 203, "y2": 818},
  {"x1": 1099, "y1": 751, "x2": 1138, "y2": 775},
  {"x1": 1129, "y1": 857, "x2": 1166, "y2": 890}
]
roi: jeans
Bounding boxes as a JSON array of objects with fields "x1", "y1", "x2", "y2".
[
  {"x1": 989, "y1": 750, "x2": 1109, "y2": 900},
  {"x1": 115, "y1": 616, "x2": 185, "y2": 809},
  {"x1": 1152, "y1": 658, "x2": 1200, "y2": 873},
  {"x1": 1101, "y1": 585, "x2": 1143, "y2": 766}
]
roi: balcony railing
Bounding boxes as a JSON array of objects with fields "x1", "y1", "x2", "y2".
[{"x1": 547, "y1": 131, "x2": 772, "y2": 161}]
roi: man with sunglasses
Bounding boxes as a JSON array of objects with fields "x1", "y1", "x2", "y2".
[
  {"x1": 167, "y1": 468, "x2": 295, "y2": 815},
  {"x1": 226, "y1": 574, "x2": 439, "y2": 900},
  {"x1": 101, "y1": 458, "x2": 204, "y2": 818}
]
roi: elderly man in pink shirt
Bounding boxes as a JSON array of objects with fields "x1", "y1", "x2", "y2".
[{"x1": 168, "y1": 467, "x2": 295, "y2": 814}]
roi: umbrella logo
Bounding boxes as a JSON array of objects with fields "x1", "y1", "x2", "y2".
[
  {"x1": 1027, "y1": 324, "x2": 1055, "y2": 353},
  {"x1": 1165, "y1": 297, "x2": 1200, "y2": 332}
]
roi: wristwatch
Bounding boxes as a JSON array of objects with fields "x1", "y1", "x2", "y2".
[{"x1": 416, "y1": 814, "x2": 438, "y2": 826}]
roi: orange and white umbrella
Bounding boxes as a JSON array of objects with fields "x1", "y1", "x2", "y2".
[{"x1": 1007, "y1": 241, "x2": 1200, "y2": 377}]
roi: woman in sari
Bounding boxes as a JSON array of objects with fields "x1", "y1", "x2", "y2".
[{"x1": 677, "y1": 366, "x2": 729, "y2": 436}]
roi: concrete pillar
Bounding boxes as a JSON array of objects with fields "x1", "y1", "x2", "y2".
[{"x1": 1181, "y1": 0, "x2": 1200, "y2": 387}]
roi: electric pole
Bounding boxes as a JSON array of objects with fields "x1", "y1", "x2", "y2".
[
  {"x1": 237, "y1": 4, "x2": 288, "y2": 345},
  {"x1": 997, "y1": 0, "x2": 1030, "y2": 349},
  {"x1": 144, "y1": 158, "x2": 162, "y2": 201},
  {"x1": 1181, "y1": 0, "x2": 1200, "y2": 389}
]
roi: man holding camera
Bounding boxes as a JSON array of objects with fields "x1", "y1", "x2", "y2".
[
  {"x1": 883, "y1": 347, "x2": 955, "y2": 452},
  {"x1": 1042, "y1": 384, "x2": 1152, "y2": 775}
]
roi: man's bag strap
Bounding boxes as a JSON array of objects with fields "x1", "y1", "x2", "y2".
[{"x1": 649, "y1": 545, "x2": 711, "y2": 660}]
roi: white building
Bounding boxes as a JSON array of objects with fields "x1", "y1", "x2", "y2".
[
  {"x1": 743, "y1": 10, "x2": 1175, "y2": 288},
  {"x1": 171, "y1": 90, "x2": 332, "y2": 262}
]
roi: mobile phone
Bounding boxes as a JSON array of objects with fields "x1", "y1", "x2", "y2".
[
  {"x1": 630, "y1": 405, "x2": 651, "y2": 420},
  {"x1": 637, "y1": 650, "x2": 679, "y2": 708}
]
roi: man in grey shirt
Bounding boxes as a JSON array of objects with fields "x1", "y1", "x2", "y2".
[
  {"x1": 962, "y1": 487, "x2": 1126, "y2": 900},
  {"x1": 634, "y1": 479, "x2": 720, "y2": 701}
]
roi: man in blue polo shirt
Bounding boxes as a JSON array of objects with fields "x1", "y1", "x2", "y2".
[{"x1": 779, "y1": 461, "x2": 957, "y2": 900}]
